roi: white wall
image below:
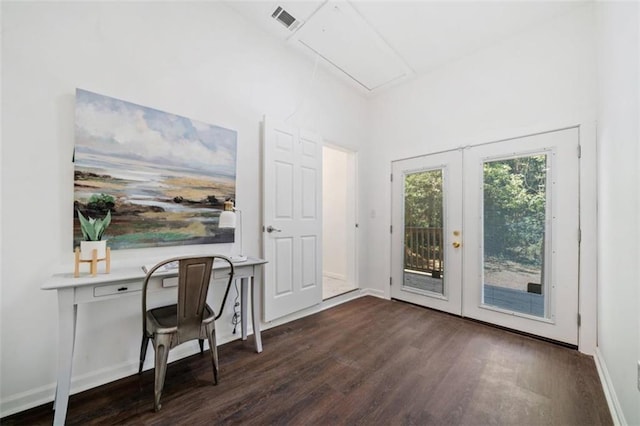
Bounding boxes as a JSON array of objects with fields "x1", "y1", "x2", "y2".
[
  {"x1": 0, "y1": 2, "x2": 369, "y2": 416},
  {"x1": 323, "y1": 146, "x2": 349, "y2": 280},
  {"x1": 365, "y1": 5, "x2": 598, "y2": 349},
  {"x1": 595, "y1": 2, "x2": 640, "y2": 424},
  {"x1": 3, "y1": 1, "x2": 637, "y2": 421}
]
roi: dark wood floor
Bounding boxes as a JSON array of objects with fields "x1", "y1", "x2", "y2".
[{"x1": 4, "y1": 296, "x2": 611, "y2": 425}]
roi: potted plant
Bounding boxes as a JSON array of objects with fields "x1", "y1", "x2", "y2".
[{"x1": 77, "y1": 210, "x2": 111, "y2": 260}]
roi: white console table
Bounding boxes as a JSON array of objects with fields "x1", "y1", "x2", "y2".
[{"x1": 42, "y1": 257, "x2": 266, "y2": 426}]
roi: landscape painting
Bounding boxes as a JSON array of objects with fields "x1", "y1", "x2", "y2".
[{"x1": 73, "y1": 89, "x2": 237, "y2": 250}]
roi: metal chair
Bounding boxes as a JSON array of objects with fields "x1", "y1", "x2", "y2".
[{"x1": 138, "y1": 255, "x2": 234, "y2": 411}]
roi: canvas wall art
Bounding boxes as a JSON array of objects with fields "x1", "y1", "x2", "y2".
[{"x1": 73, "y1": 89, "x2": 237, "y2": 250}]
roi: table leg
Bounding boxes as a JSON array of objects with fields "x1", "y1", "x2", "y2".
[
  {"x1": 53, "y1": 288, "x2": 77, "y2": 426},
  {"x1": 251, "y1": 274, "x2": 263, "y2": 353},
  {"x1": 240, "y1": 277, "x2": 248, "y2": 341}
]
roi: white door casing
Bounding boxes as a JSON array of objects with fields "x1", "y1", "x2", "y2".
[{"x1": 262, "y1": 117, "x2": 323, "y2": 322}]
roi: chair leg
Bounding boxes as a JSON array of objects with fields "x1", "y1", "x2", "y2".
[
  {"x1": 198, "y1": 339, "x2": 204, "y2": 354},
  {"x1": 153, "y1": 334, "x2": 171, "y2": 412},
  {"x1": 139, "y1": 334, "x2": 149, "y2": 374},
  {"x1": 205, "y1": 322, "x2": 219, "y2": 385}
]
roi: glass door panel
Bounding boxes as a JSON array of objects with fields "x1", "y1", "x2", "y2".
[
  {"x1": 482, "y1": 154, "x2": 548, "y2": 318},
  {"x1": 403, "y1": 169, "x2": 444, "y2": 295}
]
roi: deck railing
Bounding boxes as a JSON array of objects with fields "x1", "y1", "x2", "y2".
[{"x1": 404, "y1": 227, "x2": 443, "y2": 276}]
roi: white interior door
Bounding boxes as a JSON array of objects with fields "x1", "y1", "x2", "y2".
[
  {"x1": 391, "y1": 128, "x2": 580, "y2": 344},
  {"x1": 262, "y1": 117, "x2": 323, "y2": 322},
  {"x1": 390, "y1": 151, "x2": 463, "y2": 315}
]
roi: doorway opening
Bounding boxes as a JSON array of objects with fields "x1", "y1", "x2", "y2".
[{"x1": 322, "y1": 145, "x2": 358, "y2": 299}]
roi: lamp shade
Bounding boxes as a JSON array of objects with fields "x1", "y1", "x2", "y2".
[{"x1": 218, "y1": 210, "x2": 236, "y2": 229}]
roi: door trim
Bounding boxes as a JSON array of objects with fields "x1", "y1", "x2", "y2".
[{"x1": 390, "y1": 125, "x2": 581, "y2": 163}]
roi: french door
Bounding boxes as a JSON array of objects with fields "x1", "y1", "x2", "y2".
[
  {"x1": 391, "y1": 128, "x2": 580, "y2": 344},
  {"x1": 390, "y1": 150, "x2": 463, "y2": 315}
]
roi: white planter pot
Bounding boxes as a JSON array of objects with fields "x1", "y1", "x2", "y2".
[{"x1": 80, "y1": 240, "x2": 107, "y2": 260}]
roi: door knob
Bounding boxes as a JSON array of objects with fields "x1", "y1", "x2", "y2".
[
  {"x1": 452, "y1": 241, "x2": 461, "y2": 248},
  {"x1": 266, "y1": 226, "x2": 282, "y2": 233}
]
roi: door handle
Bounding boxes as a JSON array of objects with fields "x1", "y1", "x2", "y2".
[
  {"x1": 452, "y1": 241, "x2": 461, "y2": 248},
  {"x1": 266, "y1": 226, "x2": 282, "y2": 233}
]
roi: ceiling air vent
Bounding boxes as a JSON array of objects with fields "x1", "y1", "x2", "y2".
[{"x1": 271, "y1": 6, "x2": 300, "y2": 31}]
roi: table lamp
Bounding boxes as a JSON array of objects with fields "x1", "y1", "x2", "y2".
[{"x1": 219, "y1": 200, "x2": 247, "y2": 262}]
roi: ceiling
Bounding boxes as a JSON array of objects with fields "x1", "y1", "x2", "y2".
[{"x1": 225, "y1": 0, "x2": 588, "y2": 95}]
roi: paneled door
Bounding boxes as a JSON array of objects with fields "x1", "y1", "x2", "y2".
[
  {"x1": 262, "y1": 117, "x2": 323, "y2": 322},
  {"x1": 391, "y1": 128, "x2": 580, "y2": 344}
]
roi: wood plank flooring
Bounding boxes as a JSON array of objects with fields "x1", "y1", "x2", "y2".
[{"x1": 3, "y1": 296, "x2": 612, "y2": 425}]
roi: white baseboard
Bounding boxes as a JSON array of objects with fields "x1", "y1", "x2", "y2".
[
  {"x1": 360, "y1": 288, "x2": 386, "y2": 299},
  {"x1": 594, "y1": 347, "x2": 627, "y2": 425},
  {"x1": 0, "y1": 383, "x2": 57, "y2": 420},
  {"x1": 0, "y1": 328, "x2": 249, "y2": 418}
]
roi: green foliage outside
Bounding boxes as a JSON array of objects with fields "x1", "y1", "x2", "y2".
[
  {"x1": 404, "y1": 155, "x2": 547, "y2": 267},
  {"x1": 404, "y1": 170, "x2": 443, "y2": 228},
  {"x1": 483, "y1": 155, "x2": 547, "y2": 266}
]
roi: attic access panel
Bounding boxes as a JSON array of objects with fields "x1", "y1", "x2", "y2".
[{"x1": 294, "y1": 1, "x2": 410, "y2": 91}]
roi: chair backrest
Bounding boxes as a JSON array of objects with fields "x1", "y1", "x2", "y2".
[
  {"x1": 142, "y1": 255, "x2": 235, "y2": 343},
  {"x1": 176, "y1": 257, "x2": 215, "y2": 340}
]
